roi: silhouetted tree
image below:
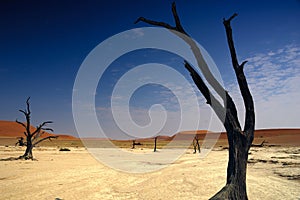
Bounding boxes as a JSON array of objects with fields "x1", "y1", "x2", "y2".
[
  {"x1": 131, "y1": 140, "x2": 142, "y2": 149},
  {"x1": 15, "y1": 137, "x2": 25, "y2": 146},
  {"x1": 193, "y1": 135, "x2": 200, "y2": 154},
  {"x1": 16, "y1": 97, "x2": 58, "y2": 160},
  {"x1": 153, "y1": 136, "x2": 158, "y2": 152},
  {"x1": 136, "y1": 3, "x2": 255, "y2": 199}
]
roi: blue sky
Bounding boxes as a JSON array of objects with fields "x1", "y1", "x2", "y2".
[{"x1": 0, "y1": 1, "x2": 299, "y2": 138}]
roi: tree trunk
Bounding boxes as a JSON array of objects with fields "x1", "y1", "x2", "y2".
[
  {"x1": 193, "y1": 136, "x2": 201, "y2": 153},
  {"x1": 21, "y1": 136, "x2": 34, "y2": 160},
  {"x1": 210, "y1": 128, "x2": 252, "y2": 200},
  {"x1": 154, "y1": 137, "x2": 157, "y2": 152},
  {"x1": 196, "y1": 137, "x2": 200, "y2": 153}
]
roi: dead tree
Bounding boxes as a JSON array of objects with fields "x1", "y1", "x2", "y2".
[
  {"x1": 154, "y1": 136, "x2": 158, "y2": 152},
  {"x1": 131, "y1": 140, "x2": 142, "y2": 149},
  {"x1": 193, "y1": 135, "x2": 201, "y2": 154},
  {"x1": 15, "y1": 137, "x2": 25, "y2": 147},
  {"x1": 16, "y1": 97, "x2": 58, "y2": 160},
  {"x1": 135, "y1": 3, "x2": 255, "y2": 199}
]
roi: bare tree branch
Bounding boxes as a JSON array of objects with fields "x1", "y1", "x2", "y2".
[
  {"x1": 136, "y1": 4, "x2": 247, "y2": 137},
  {"x1": 32, "y1": 121, "x2": 53, "y2": 137},
  {"x1": 16, "y1": 119, "x2": 26, "y2": 129},
  {"x1": 17, "y1": 97, "x2": 32, "y2": 136},
  {"x1": 185, "y1": 60, "x2": 242, "y2": 135},
  {"x1": 135, "y1": 3, "x2": 245, "y2": 135},
  {"x1": 25, "y1": 97, "x2": 31, "y2": 115},
  {"x1": 184, "y1": 61, "x2": 212, "y2": 104},
  {"x1": 18, "y1": 109, "x2": 27, "y2": 115},
  {"x1": 184, "y1": 61, "x2": 226, "y2": 121},
  {"x1": 32, "y1": 130, "x2": 44, "y2": 142},
  {"x1": 240, "y1": 60, "x2": 248, "y2": 71},
  {"x1": 42, "y1": 127, "x2": 54, "y2": 132},
  {"x1": 33, "y1": 136, "x2": 58, "y2": 146},
  {"x1": 135, "y1": 2, "x2": 187, "y2": 35},
  {"x1": 134, "y1": 17, "x2": 175, "y2": 30},
  {"x1": 171, "y1": 2, "x2": 187, "y2": 34},
  {"x1": 223, "y1": 13, "x2": 238, "y2": 26},
  {"x1": 223, "y1": 14, "x2": 255, "y2": 136},
  {"x1": 135, "y1": 2, "x2": 228, "y2": 105}
]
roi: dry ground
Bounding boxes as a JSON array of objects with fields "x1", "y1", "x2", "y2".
[{"x1": 0, "y1": 144, "x2": 299, "y2": 200}]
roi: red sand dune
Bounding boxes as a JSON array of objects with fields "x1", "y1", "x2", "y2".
[
  {"x1": 118, "y1": 129, "x2": 300, "y2": 146},
  {"x1": 0, "y1": 120, "x2": 77, "y2": 140},
  {"x1": 172, "y1": 130, "x2": 217, "y2": 140},
  {"x1": 174, "y1": 129, "x2": 300, "y2": 141},
  {"x1": 1, "y1": 120, "x2": 299, "y2": 145},
  {"x1": 148, "y1": 129, "x2": 300, "y2": 146}
]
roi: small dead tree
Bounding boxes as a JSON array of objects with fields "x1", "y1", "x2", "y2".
[
  {"x1": 154, "y1": 136, "x2": 158, "y2": 152},
  {"x1": 15, "y1": 137, "x2": 25, "y2": 146},
  {"x1": 131, "y1": 140, "x2": 142, "y2": 149},
  {"x1": 193, "y1": 135, "x2": 201, "y2": 154},
  {"x1": 132, "y1": 140, "x2": 136, "y2": 149},
  {"x1": 16, "y1": 97, "x2": 58, "y2": 160},
  {"x1": 136, "y1": 3, "x2": 255, "y2": 199}
]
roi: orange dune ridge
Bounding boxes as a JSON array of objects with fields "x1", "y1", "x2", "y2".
[
  {"x1": 1, "y1": 120, "x2": 299, "y2": 144},
  {"x1": 0, "y1": 120, "x2": 77, "y2": 140}
]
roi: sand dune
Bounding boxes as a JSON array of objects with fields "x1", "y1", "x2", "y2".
[
  {"x1": 0, "y1": 120, "x2": 77, "y2": 140},
  {"x1": 128, "y1": 129, "x2": 300, "y2": 147},
  {"x1": 1, "y1": 120, "x2": 299, "y2": 144}
]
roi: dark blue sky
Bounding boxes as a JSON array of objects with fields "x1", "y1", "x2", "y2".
[{"x1": 0, "y1": 0, "x2": 299, "y2": 137}]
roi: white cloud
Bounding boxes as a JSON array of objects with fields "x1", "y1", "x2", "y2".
[
  {"x1": 93, "y1": 44, "x2": 300, "y2": 138},
  {"x1": 226, "y1": 44, "x2": 300, "y2": 129}
]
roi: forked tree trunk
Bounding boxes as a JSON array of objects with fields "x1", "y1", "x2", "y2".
[
  {"x1": 135, "y1": 3, "x2": 255, "y2": 199},
  {"x1": 209, "y1": 15, "x2": 254, "y2": 199},
  {"x1": 185, "y1": 60, "x2": 253, "y2": 200}
]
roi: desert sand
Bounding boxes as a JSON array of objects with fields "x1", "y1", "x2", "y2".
[
  {"x1": 0, "y1": 145, "x2": 299, "y2": 200},
  {"x1": 1, "y1": 120, "x2": 299, "y2": 199}
]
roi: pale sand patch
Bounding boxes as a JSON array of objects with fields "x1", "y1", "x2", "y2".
[{"x1": 0, "y1": 146, "x2": 299, "y2": 200}]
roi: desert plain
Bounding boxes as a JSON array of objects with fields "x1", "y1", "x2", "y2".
[{"x1": 0, "y1": 122, "x2": 300, "y2": 200}]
